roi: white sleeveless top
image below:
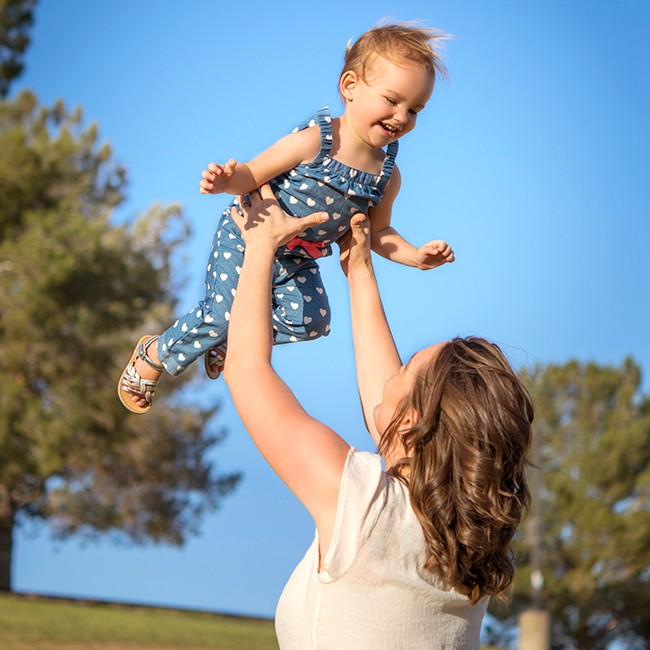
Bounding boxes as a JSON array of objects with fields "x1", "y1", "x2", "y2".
[{"x1": 275, "y1": 449, "x2": 488, "y2": 649}]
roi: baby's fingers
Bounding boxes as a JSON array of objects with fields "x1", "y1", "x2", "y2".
[
  {"x1": 223, "y1": 159, "x2": 237, "y2": 176},
  {"x1": 425, "y1": 240, "x2": 453, "y2": 256}
]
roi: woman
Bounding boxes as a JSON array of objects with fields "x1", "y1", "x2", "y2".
[{"x1": 224, "y1": 185, "x2": 533, "y2": 649}]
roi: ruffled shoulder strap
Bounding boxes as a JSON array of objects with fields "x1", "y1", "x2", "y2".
[
  {"x1": 291, "y1": 107, "x2": 332, "y2": 163},
  {"x1": 380, "y1": 140, "x2": 399, "y2": 180}
]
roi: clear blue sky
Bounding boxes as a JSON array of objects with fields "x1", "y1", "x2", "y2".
[{"x1": 13, "y1": 0, "x2": 650, "y2": 620}]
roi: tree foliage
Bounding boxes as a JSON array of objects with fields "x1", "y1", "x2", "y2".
[
  {"x1": 0, "y1": 0, "x2": 36, "y2": 98},
  {"x1": 488, "y1": 359, "x2": 650, "y2": 649},
  {"x1": 0, "y1": 90, "x2": 240, "y2": 591}
]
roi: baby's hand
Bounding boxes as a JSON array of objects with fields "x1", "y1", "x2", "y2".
[
  {"x1": 414, "y1": 240, "x2": 455, "y2": 270},
  {"x1": 199, "y1": 159, "x2": 238, "y2": 194}
]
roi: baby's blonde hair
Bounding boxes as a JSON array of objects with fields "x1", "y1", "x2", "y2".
[{"x1": 340, "y1": 22, "x2": 450, "y2": 87}]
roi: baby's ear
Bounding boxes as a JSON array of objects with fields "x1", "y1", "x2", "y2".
[{"x1": 339, "y1": 70, "x2": 359, "y2": 101}]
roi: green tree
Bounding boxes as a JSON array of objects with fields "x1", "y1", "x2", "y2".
[
  {"x1": 0, "y1": 0, "x2": 36, "y2": 98},
  {"x1": 488, "y1": 359, "x2": 650, "y2": 649},
  {"x1": 0, "y1": 90, "x2": 240, "y2": 592}
]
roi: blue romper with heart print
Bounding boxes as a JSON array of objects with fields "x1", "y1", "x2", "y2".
[{"x1": 157, "y1": 107, "x2": 399, "y2": 376}]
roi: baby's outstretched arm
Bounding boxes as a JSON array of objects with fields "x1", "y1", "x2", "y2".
[
  {"x1": 368, "y1": 167, "x2": 455, "y2": 269},
  {"x1": 199, "y1": 127, "x2": 321, "y2": 197},
  {"x1": 372, "y1": 228, "x2": 455, "y2": 269}
]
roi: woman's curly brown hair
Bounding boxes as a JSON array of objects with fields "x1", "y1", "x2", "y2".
[{"x1": 379, "y1": 337, "x2": 533, "y2": 604}]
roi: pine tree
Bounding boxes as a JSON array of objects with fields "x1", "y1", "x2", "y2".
[
  {"x1": 0, "y1": 0, "x2": 37, "y2": 98},
  {"x1": 488, "y1": 359, "x2": 650, "y2": 649},
  {"x1": 0, "y1": 90, "x2": 240, "y2": 591}
]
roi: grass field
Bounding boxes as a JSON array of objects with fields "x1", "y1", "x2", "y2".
[
  {"x1": 0, "y1": 592, "x2": 507, "y2": 649},
  {"x1": 0, "y1": 592, "x2": 279, "y2": 650}
]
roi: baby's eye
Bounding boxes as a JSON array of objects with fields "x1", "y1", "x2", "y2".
[
  {"x1": 384, "y1": 97, "x2": 397, "y2": 106},
  {"x1": 408, "y1": 108, "x2": 418, "y2": 117}
]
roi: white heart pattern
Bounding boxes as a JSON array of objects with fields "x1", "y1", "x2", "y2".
[
  {"x1": 216, "y1": 294, "x2": 224, "y2": 302},
  {"x1": 223, "y1": 252, "x2": 231, "y2": 259},
  {"x1": 220, "y1": 273, "x2": 228, "y2": 281},
  {"x1": 304, "y1": 316, "x2": 312, "y2": 324},
  {"x1": 290, "y1": 302, "x2": 299, "y2": 310},
  {"x1": 307, "y1": 198, "x2": 316, "y2": 207},
  {"x1": 194, "y1": 341, "x2": 202, "y2": 349}
]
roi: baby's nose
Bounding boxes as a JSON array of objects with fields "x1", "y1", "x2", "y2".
[{"x1": 394, "y1": 109, "x2": 408, "y2": 124}]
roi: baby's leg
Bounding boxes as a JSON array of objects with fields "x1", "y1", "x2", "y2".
[
  {"x1": 158, "y1": 220, "x2": 243, "y2": 376},
  {"x1": 271, "y1": 257, "x2": 331, "y2": 343}
]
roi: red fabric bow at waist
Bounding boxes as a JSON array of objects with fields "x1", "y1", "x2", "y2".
[{"x1": 285, "y1": 237, "x2": 325, "y2": 259}]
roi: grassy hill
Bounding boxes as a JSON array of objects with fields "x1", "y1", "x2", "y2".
[
  {"x1": 0, "y1": 592, "x2": 278, "y2": 650},
  {"x1": 0, "y1": 592, "x2": 506, "y2": 649}
]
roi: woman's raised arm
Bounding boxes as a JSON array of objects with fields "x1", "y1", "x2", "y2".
[
  {"x1": 339, "y1": 215, "x2": 403, "y2": 446},
  {"x1": 223, "y1": 185, "x2": 350, "y2": 553}
]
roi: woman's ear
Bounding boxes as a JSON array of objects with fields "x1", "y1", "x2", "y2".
[
  {"x1": 398, "y1": 407, "x2": 420, "y2": 435},
  {"x1": 339, "y1": 70, "x2": 359, "y2": 101}
]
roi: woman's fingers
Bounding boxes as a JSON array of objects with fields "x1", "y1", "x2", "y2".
[
  {"x1": 349, "y1": 212, "x2": 368, "y2": 233},
  {"x1": 349, "y1": 214, "x2": 370, "y2": 248},
  {"x1": 258, "y1": 183, "x2": 276, "y2": 201},
  {"x1": 231, "y1": 184, "x2": 328, "y2": 248}
]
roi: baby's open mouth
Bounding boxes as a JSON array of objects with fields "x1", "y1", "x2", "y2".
[{"x1": 380, "y1": 122, "x2": 398, "y2": 135}]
